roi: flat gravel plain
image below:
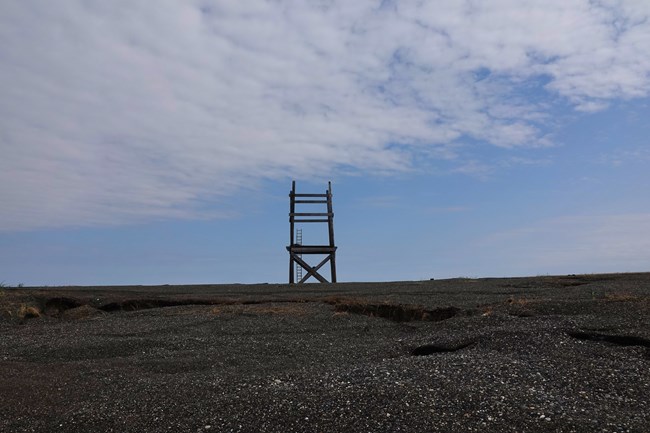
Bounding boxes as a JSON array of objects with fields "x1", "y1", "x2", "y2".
[{"x1": 1, "y1": 273, "x2": 649, "y2": 432}]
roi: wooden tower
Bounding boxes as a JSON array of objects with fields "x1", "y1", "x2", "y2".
[{"x1": 287, "y1": 181, "x2": 337, "y2": 284}]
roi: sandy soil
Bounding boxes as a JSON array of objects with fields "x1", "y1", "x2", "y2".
[{"x1": 1, "y1": 273, "x2": 649, "y2": 432}]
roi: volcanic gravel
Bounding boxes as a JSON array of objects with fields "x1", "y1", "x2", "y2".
[{"x1": 1, "y1": 273, "x2": 649, "y2": 432}]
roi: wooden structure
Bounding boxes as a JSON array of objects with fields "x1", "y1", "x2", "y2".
[
  {"x1": 287, "y1": 181, "x2": 337, "y2": 284},
  {"x1": 295, "y1": 229, "x2": 303, "y2": 281}
]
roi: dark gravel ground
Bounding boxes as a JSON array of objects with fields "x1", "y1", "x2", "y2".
[{"x1": 1, "y1": 273, "x2": 649, "y2": 432}]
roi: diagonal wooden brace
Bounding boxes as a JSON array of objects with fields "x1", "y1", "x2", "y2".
[
  {"x1": 298, "y1": 255, "x2": 332, "y2": 284},
  {"x1": 290, "y1": 252, "x2": 331, "y2": 283}
]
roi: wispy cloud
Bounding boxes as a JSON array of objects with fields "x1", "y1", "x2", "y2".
[
  {"x1": 425, "y1": 206, "x2": 471, "y2": 214},
  {"x1": 355, "y1": 195, "x2": 401, "y2": 209},
  {"x1": 474, "y1": 213, "x2": 650, "y2": 274},
  {"x1": 1, "y1": 1, "x2": 649, "y2": 230},
  {"x1": 598, "y1": 146, "x2": 650, "y2": 167},
  {"x1": 452, "y1": 160, "x2": 495, "y2": 180}
]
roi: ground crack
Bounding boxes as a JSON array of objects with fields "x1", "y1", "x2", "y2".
[
  {"x1": 44, "y1": 297, "x2": 83, "y2": 316},
  {"x1": 411, "y1": 340, "x2": 476, "y2": 356},
  {"x1": 567, "y1": 331, "x2": 650, "y2": 348},
  {"x1": 98, "y1": 299, "x2": 217, "y2": 312},
  {"x1": 39, "y1": 296, "x2": 465, "y2": 323}
]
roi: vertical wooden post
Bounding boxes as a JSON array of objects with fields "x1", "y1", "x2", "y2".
[
  {"x1": 289, "y1": 180, "x2": 296, "y2": 284},
  {"x1": 326, "y1": 181, "x2": 337, "y2": 283}
]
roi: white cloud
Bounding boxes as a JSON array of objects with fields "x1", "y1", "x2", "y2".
[{"x1": 1, "y1": 0, "x2": 649, "y2": 230}]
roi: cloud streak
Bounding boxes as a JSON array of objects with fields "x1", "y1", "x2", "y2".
[
  {"x1": 1, "y1": 0, "x2": 650, "y2": 230},
  {"x1": 474, "y1": 213, "x2": 650, "y2": 274}
]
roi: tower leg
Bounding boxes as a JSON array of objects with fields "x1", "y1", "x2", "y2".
[
  {"x1": 289, "y1": 256, "x2": 295, "y2": 284},
  {"x1": 330, "y1": 253, "x2": 337, "y2": 283}
]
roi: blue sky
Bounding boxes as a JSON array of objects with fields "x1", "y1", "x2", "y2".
[{"x1": 1, "y1": 1, "x2": 649, "y2": 285}]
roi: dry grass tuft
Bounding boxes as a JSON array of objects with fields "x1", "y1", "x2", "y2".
[
  {"x1": 62, "y1": 305, "x2": 104, "y2": 320},
  {"x1": 603, "y1": 292, "x2": 640, "y2": 302},
  {"x1": 319, "y1": 295, "x2": 369, "y2": 306},
  {"x1": 18, "y1": 304, "x2": 41, "y2": 319},
  {"x1": 211, "y1": 303, "x2": 309, "y2": 316},
  {"x1": 506, "y1": 298, "x2": 531, "y2": 306}
]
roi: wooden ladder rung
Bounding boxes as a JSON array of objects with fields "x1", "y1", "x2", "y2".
[
  {"x1": 290, "y1": 212, "x2": 332, "y2": 217},
  {"x1": 292, "y1": 193, "x2": 328, "y2": 197},
  {"x1": 293, "y1": 219, "x2": 329, "y2": 223}
]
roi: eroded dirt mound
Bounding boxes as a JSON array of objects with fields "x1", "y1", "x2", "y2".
[
  {"x1": 322, "y1": 296, "x2": 464, "y2": 322},
  {"x1": 61, "y1": 305, "x2": 106, "y2": 320}
]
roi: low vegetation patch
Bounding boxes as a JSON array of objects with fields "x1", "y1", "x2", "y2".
[
  {"x1": 506, "y1": 298, "x2": 532, "y2": 306},
  {"x1": 18, "y1": 304, "x2": 41, "y2": 320},
  {"x1": 602, "y1": 292, "x2": 641, "y2": 302},
  {"x1": 211, "y1": 303, "x2": 309, "y2": 316}
]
